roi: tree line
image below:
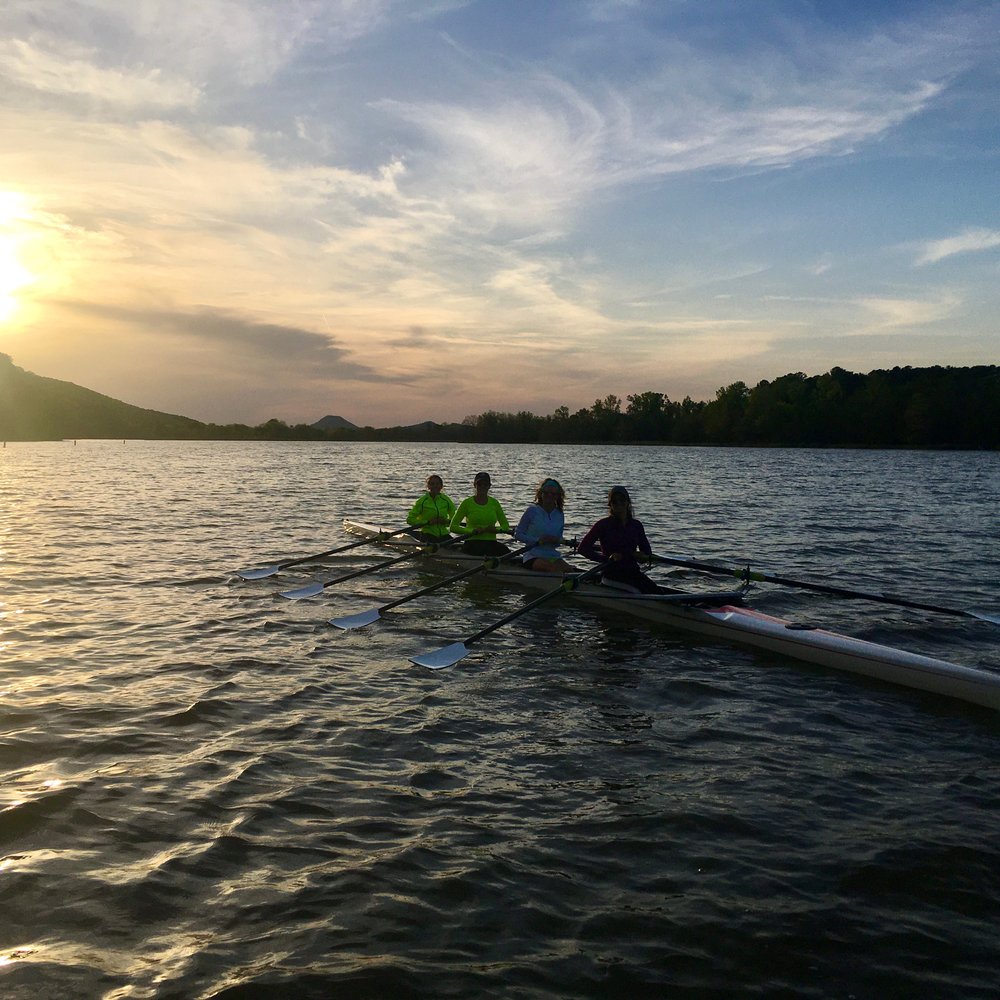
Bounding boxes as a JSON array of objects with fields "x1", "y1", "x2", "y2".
[
  {"x1": 3, "y1": 352, "x2": 997, "y2": 448},
  {"x1": 324, "y1": 366, "x2": 999, "y2": 449}
]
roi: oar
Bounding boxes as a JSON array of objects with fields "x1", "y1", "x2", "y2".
[
  {"x1": 653, "y1": 554, "x2": 1000, "y2": 625},
  {"x1": 329, "y1": 546, "x2": 535, "y2": 630},
  {"x1": 410, "y1": 563, "x2": 604, "y2": 669},
  {"x1": 279, "y1": 535, "x2": 462, "y2": 600},
  {"x1": 237, "y1": 526, "x2": 421, "y2": 580}
]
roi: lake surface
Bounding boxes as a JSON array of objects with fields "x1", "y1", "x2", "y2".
[{"x1": 1, "y1": 440, "x2": 998, "y2": 999}]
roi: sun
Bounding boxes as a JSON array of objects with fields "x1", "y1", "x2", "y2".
[{"x1": 0, "y1": 191, "x2": 37, "y2": 322}]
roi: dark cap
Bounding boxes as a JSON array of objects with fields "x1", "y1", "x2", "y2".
[{"x1": 474, "y1": 472, "x2": 491, "y2": 483}]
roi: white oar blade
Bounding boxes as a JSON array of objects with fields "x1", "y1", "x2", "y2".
[
  {"x1": 279, "y1": 582, "x2": 325, "y2": 600},
  {"x1": 973, "y1": 610, "x2": 1000, "y2": 625},
  {"x1": 410, "y1": 642, "x2": 470, "y2": 669},
  {"x1": 329, "y1": 608, "x2": 382, "y2": 630},
  {"x1": 237, "y1": 565, "x2": 280, "y2": 581}
]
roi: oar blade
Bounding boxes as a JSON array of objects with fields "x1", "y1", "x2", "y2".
[
  {"x1": 973, "y1": 610, "x2": 1000, "y2": 625},
  {"x1": 329, "y1": 608, "x2": 382, "y2": 630},
  {"x1": 279, "y1": 582, "x2": 325, "y2": 600},
  {"x1": 236, "y1": 565, "x2": 280, "y2": 581},
  {"x1": 410, "y1": 642, "x2": 470, "y2": 670}
]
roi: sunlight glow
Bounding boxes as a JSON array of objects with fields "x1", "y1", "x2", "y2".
[
  {"x1": 0, "y1": 240, "x2": 35, "y2": 322},
  {"x1": 0, "y1": 191, "x2": 30, "y2": 225},
  {"x1": 0, "y1": 192, "x2": 37, "y2": 322}
]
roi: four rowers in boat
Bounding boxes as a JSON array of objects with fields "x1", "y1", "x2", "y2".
[{"x1": 413, "y1": 475, "x2": 663, "y2": 592}]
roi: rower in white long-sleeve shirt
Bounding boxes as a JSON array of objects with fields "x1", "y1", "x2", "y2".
[{"x1": 514, "y1": 478, "x2": 574, "y2": 573}]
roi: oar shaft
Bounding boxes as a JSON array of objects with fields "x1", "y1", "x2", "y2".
[
  {"x1": 755, "y1": 573, "x2": 980, "y2": 620},
  {"x1": 241, "y1": 525, "x2": 421, "y2": 577},
  {"x1": 319, "y1": 535, "x2": 462, "y2": 590},
  {"x1": 282, "y1": 525, "x2": 421, "y2": 569},
  {"x1": 379, "y1": 546, "x2": 530, "y2": 613},
  {"x1": 320, "y1": 549, "x2": 421, "y2": 588},
  {"x1": 464, "y1": 564, "x2": 603, "y2": 647},
  {"x1": 655, "y1": 555, "x2": 984, "y2": 621},
  {"x1": 275, "y1": 538, "x2": 370, "y2": 570},
  {"x1": 410, "y1": 563, "x2": 604, "y2": 667}
]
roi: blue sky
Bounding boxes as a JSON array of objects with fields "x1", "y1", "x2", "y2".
[{"x1": 0, "y1": 0, "x2": 997, "y2": 425}]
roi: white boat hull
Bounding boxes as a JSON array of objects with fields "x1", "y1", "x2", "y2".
[{"x1": 342, "y1": 520, "x2": 1000, "y2": 710}]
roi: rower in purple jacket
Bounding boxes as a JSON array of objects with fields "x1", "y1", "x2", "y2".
[{"x1": 577, "y1": 485, "x2": 665, "y2": 594}]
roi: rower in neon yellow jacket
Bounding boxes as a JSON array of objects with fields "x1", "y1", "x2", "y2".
[
  {"x1": 449, "y1": 472, "x2": 511, "y2": 556},
  {"x1": 406, "y1": 474, "x2": 456, "y2": 541}
]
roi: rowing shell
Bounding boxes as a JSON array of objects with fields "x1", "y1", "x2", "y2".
[{"x1": 342, "y1": 520, "x2": 1000, "y2": 710}]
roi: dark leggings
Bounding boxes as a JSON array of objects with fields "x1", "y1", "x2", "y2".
[
  {"x1": 462, "y1": 538, "x2": 510, "y2": 557},
  {"x1": 415, "y1": 531, "x2": 452, "y2": 545},
  {"x1": 600, "y1": 561, "x2": 664, "y2": 594}
]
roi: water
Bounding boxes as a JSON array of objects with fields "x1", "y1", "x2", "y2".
[{"x1": 1, "y1": 441, "x2": 998, "y2": 999}]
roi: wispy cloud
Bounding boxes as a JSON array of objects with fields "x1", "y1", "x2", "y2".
[
  {"x1": 915, "y1": 228, "x2": 1000, "y2": 266},
  {"x1": 0, "y1": 38, "x2": 201, "y2": 108},
  {"x1": 855, "y1": 294, "x2": 960, "y2": 331},
  {"x1": 380, "y1": 73, "x2": 945, "y2": 232},
  {"x1": 0, "y1": 0, "x2": 399, "y2": 116}
]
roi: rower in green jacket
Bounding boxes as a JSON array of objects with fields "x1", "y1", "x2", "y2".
[{"x1": 406, "y1": 474, "x2": 456, "y2": 541}]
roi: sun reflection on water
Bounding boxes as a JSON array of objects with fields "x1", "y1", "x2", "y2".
[{"x1": 0, "y1": 947, "x2": 37, "y2": 968}]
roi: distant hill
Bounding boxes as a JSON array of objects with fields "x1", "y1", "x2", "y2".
[
  {"x1": 0, "y1": 353, "x2": 367, "y2": 442},
  {"x1": 312, "y1": 414, "x2": 358, "y2": 431},
  {"x1": 0, "y1": 353, "x2": 208, "y2": 441}
]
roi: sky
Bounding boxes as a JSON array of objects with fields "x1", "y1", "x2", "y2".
[{"x1": 0, "y1": 0, "x2": 997, "y2": 427}]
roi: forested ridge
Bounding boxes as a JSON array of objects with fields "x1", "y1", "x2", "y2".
[
  {"x1": 2, "y1": 353, "x2": 997, "y2": 448},
  {"x1": 445, "y1": 366, "x2": 1000, "y2": 448}
]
